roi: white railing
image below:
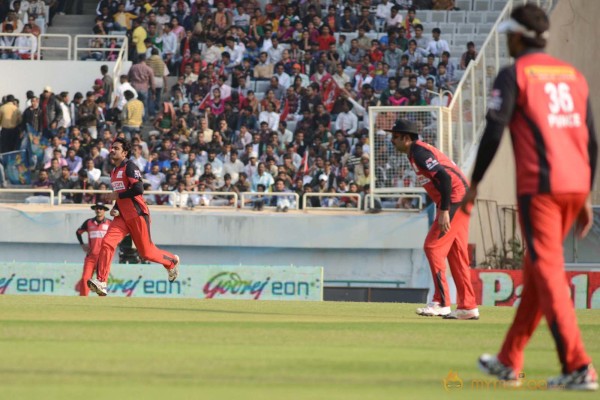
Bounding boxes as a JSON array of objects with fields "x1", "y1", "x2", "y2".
[
  {"x1": 365, "y1": 192, "x2": 426, "y2": 211},
  {"x1": 302, "y1": 192, "x2": 362, "y2": 211},
  {"x1": 56, "y1": 189, "x2": 175, "y2": 207},
  {"x1": 0, "y1": 188, "x2": 54, "y2": 205},
  {"x1": 0, "y1": 33, "x2": 126, "y2": 61},
  {"x1": 37, "y1": 33, "x2": 72, "y2": 60},
  {"x1": 112, "y1": 36, "x2": 129, "y2": 105},
  {"x1": 74, "y1": 34, "x2": 128, "y2": 62},
  {"x1": 57, "y1": 189, "x2": 111, "y2": 205},
  {"x1": 172, "y1": 191, "x2": 238, "y2": 209},
  {"x1": 240, "y1": 192, "x2": 300, "y2": 210},
  {"x1": 56, "y1": 189, "x2": 238, "y2": 210}
]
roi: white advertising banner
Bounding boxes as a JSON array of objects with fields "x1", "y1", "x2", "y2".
[{"x1": 0, "y1": 263, "x2": 324, "y2": 301}]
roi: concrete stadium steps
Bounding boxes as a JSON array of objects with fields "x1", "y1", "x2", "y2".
[{"x1": 43, "y1": 0, "x2": 96, "y2": 60}]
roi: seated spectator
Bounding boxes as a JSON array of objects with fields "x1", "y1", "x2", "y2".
[
  {"x1": 15, "y1": 24, "x2": 37, "y2": 60},
  {"x1": 417, "y1": 65, "x2": 435, "y2": 89},
  {"x1": 250, "y1": 161, "x2": 273, "y2": 192},
  {"x1": 65, "y1": 148, "x2": 83, "y2": 178},
  {"x1": 413, "y1": 24, "x2": 428, "y2": 50},
  {"x1": 93, "y1": 182, "x2": 112, "y2": 204},
  {"x1": 144, "y1": 163, "x2": 165, "y2": 190},
  {"x1": 84, "y1": 158, "x2": 101, "y2": 184},
  {"x1": 440, "y1": 51, "x2": 457, "y2": 81},
  {"x1": 72, "y1": 169, "x2": 94, "y2": 204},
  {"x1": 0, "y1": 24, "x2": 19, "y2": 60},
  {"x1": 258, "y1": 102, "x2": 280, "y2": 132},
  {"x1": 339, "y1": 7, "x2": 357, "y2": 33},
  {"x1": 252, "y1": 52, "x2": 273, "y2": 81},
  {"x1": 386, "y1": 6, "x2": 403, "y2": 31},
  {"x1": 270, "y1": 178, "x2": 295, "y2": 211},
  {"x1": 171, "y1": 181, "x2": 191, "y2": 208},
  {"x1": 460, "y1": 41, "x2": 478, "y2": 70},
  {"x1": 52, "y1": 166, "x2": 74, "y2": 201},
  {"x1": 213, "y1": 173, "x2": 239, "y2": 206},
  {"x1": 25, "y1": 170, "x2": 53, "y2": 204},
  {"x1": 436, "y1": 63, "x2": 456, "y2": 92},
  {"x1": 402, "y1": 7, "x2": 421, "y2": 38},
  {"x1": 251, "y1": 183, "x2": 267, "y2": 211},
  {"x1": 425, "y1": 28, "x2": 450, "y2": 58}
]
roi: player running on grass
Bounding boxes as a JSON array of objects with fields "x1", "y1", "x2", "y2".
[
  {"x1": 386, "y1": 119, "x2": 479, "y2": 320},
  {"x1": 461, "y1": 4, "x2": 598, "y2": 391},
  {"x1": 87, "y1": 138, "x2": 180, "y2": 296}
]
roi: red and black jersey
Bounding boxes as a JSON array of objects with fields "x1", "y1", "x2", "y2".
[
  {"x1": 111, "y1": 160, "x2": 149, "y2": 220},
  {"x1": 472, "y1": 50, "x2": 597, "y2": 195},
  {"x1": 76, "y1": 217, "x2": 111, "y2": 256},
  {"x1": 408, "y1": 140, "x2": 469, "y2": 210}
]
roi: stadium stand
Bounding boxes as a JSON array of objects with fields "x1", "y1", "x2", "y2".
[{"x1": 0, "y1": 0, "x2": 510, "y2": 211}]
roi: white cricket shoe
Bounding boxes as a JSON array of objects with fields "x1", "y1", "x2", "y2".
[
  {"x1": 168, "y1": 255, "x2": 180, "y2": 282},
  {"x1": 478, "y1": 353, "x2": 520, "y2": 385},
  {"x1": 444, "y1": 308, "x2": 480, "y2": 320},
  {"x1": 87, "y1": 278, "x2": 107, "y2": 296},
  {"x1": 416, "y1": 302, "x2": 451, "y2": 317},
  {"x1": 548, "y1": 364, "x2": 598, "y2": 391}
]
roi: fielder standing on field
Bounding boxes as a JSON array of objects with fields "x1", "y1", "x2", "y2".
[
  {"x1": 386, "y1": 119, "x2": 479, "y2": 320},
  {"x1": 87, "y1": 138, "x2": 180, "y2": 296},
  {"x1": 75, "y1": 202, "x2": 111, "y2": 296},
  {"x1": 461, "y1": 4, "x2": 598, "y2": 390}
]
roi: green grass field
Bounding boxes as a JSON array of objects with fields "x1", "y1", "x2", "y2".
[{"x1": 0, "y1": 296, "x2": 598, "y2": 400}]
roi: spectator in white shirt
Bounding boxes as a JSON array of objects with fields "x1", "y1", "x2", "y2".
[
  {"x1": 224, "y1": 36, "x2": 245, "y2": 67},
  {"x1": 259, "y1": 102, "x2": 281, "y2": 132},
  {"x1": 425, "y1": 28, "x2": 450, "y2": 57},
  {"x1": 267, "y1": 37, "x2": 284, "y2": 64},
  {"x1": 130, "y1": 144, "x2": 148, "y2": 172},
  {"x1": 278, "y1": 120, "x2": 294, "y2": 148},
  {"x1": 274, "y1": 64, "x2": 291, "y2": 89},
  {"x1": 15, "y1": 23, "x2": 36, "y2": 59},
  {"x1": 44, "y1": 137, "x2": 66, "y2": 164},
  {"x1": 244, "y1": 152, "x2": 259, "y2": 178},
  {"x1": 335, "y1": 100, "x2": 358, "y2": 137},
  {"x1": 160, "y1": 23, "x2": 178, "y2": 69},
  {"x1": 112, "y1": 75, "x2": 137, "y2": 111},
  {"x1": 201, "y1": 36, "x2": 221, "y2": 64},
  {"x1": 84, "y1": 159, "x2": 101, "y2": 184},
  {"x1": 223, "y1": 150, "x2": 245, "y2": 184},
  {"x1": 376, "y1": 0, "x2": 394, "y2": 26},
  {"x1": 57, "y1": 92, "x2": 71, "y2": 129},
  {"x1": 207, "y1": 149, "x2": 224, "y2": 186},
  {"x1": 353, "y1": 66, "x2": 373, "y2": 92},
  {"x1": 261, "y1": 31, "x2": 273, "y2": 52},
  {"x1": 386, "y1": 6, "x2": 403, "y2": 30},
  {"x1": 251, "y1": 162, "x2": 274, "y2": 192}
]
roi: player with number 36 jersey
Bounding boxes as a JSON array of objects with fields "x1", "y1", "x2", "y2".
[{"x1": 462, "y1": 4, "x2": 598, "y2": 391}]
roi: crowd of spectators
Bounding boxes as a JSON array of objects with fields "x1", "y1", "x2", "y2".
[{"x1": 0, "y1": 0, "x2": 479, "y2": 210}]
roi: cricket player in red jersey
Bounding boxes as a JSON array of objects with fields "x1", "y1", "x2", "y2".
[
  {"x1": 87, "y1": 138, "x2": 180, "y2": 296},
  {"x1": 386, "y1": 119, "x2": 479, "y2": 320},
  {"x1": 461, "y1": 4, "x2": 598, "y2": 390},
  {"x1": 75, "y1": 202, "x2": 111, "y2": 296}
]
